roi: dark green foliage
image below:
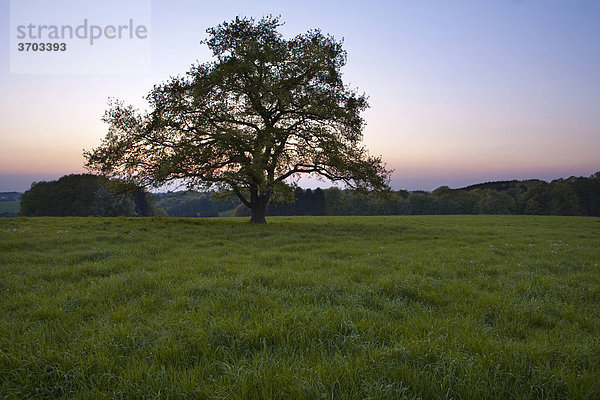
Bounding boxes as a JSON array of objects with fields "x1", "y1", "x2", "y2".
[
  {"x1": 566, "y1": 174, "x2": 600, "y2": 216},
  {"x1": 19, "y1": 174, "x2": 154, "y2": 217},
  {"x1": 477, "y1": 190, "x2": 515, "y2": 214},
  {"x1": 84, "y1": 16, "x2": 391, "y2": 223},
  {"x1": 154, "y1": 191, "x2": 240, "y2": 217},
  {"x1": 312, "y1": 188, "x2": 326, "y2": 215},
  {"x1": 408, "y1": 192, "x2": 441, "y2": 214},
  {"x1": 153, "y1": 188, "x2": 328, "y2": 217},
  {"x1": 68, "y1": 172, "x2": 596, "y2": 218},
  {"x1": 268, "y1": 187, "x2": 326, "y2": 216},
  {"x1": 314, "y1": 172, "x2": 599, "y2": 216}
]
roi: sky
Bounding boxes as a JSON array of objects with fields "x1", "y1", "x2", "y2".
[{"x1": 1, "y1": 0, "x2": 599, "y2": 192}]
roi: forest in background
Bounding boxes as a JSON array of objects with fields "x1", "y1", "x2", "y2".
[
  {"x1": 153, "y1": 172, "x2": 600, "y2": 217},
  {"x1": 2, "y1": 172, "x2": 598, "y2": 217}
]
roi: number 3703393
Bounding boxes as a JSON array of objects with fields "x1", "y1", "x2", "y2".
[{"x1": 17, "y1": 43, "x2": 67, "y2": 51}]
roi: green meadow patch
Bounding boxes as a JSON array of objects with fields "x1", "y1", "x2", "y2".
[
  {"x1": 0, "y1": 201, "x2": 19, "y2": 215},
  {"x1": 1, "y1": 216, "x2": 599, "y2": 399}
]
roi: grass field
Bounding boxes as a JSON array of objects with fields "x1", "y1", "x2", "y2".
[
  {"x1": 1, "y1": 216, "x2": 599, "y2": 399},
  {"x1": 0, "y1": 201, "x2": 19, "y2": 215}
]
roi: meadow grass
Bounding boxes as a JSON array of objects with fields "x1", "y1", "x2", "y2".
[
  {"x1": 0, "y1": 201, "x2": 19, "y2": 214},
  {"x1": 0, "y1": 215, "x2": 599, "y2": 399}
]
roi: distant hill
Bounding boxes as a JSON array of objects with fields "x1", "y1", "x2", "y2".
[
  {"x1": 459, "y1": 180, "x2": 545, "y2": 192},
  {"x1": 0, "y1": 192, "x2": 22, "y2": 202}
]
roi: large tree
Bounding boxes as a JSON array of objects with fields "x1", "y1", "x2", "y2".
[{"x1": 85, "y1": 16, "x2": 391, "y2": 223}]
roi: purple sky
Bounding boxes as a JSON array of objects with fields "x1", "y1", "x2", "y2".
[{"x1": 1, "y1": 0, "x2": 599, "y2": 192}]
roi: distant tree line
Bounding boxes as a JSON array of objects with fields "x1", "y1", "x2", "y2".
[
  {"x1": 157, "y1": 172, "x2": 599, "y2": 217},
  {"x1": 418, "y1": 173, "x2": 600, "y2": 216},
  {"x1": 7, "y1": 172, "x2": 600, "y2": 217},
  {"x1": 313, "y1": 173, "x2": 599, "y2": 217},
  {"x1": 19, "y1": 174, "x2": 155, "y2": 217},
  {"x1": 153, "y1": 192, "x2": 236, "y2": 217}
]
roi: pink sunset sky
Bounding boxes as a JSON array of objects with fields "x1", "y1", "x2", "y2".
[{"x1": 1, "y1": 0, "x2": 599, "y2": 192}]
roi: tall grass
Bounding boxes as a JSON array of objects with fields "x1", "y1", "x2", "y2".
[{"x1": 1, "y1": 216, "x2": 599, "y2": 398}]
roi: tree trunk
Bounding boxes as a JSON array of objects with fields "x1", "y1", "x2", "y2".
[
  {"x1": 250, "y1": 197, "x2": 267, "y2": 224},
  {"x1": 248, "y1": 187, "x2": 270, "y2": 224}
]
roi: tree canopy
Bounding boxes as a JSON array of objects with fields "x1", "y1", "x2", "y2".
[
  {"x1": 19, "y1": 174, "x2": 153, "y2": 217},
  {"x1": 85, "y1": 16, "x2": 391, "y2": 223}
]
